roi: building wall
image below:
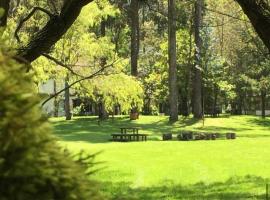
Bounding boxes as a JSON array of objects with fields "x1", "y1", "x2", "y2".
[
  {"x1": 39, "y1": 79, "x2": 73, "y2": 117},
  {"x1": 255, "y1": 110, "x2": 270, "y2": 116}
]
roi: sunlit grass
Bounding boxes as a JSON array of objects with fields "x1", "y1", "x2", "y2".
[{"x1": 50, "y1": 115, "x2": 270, "y2": 199}]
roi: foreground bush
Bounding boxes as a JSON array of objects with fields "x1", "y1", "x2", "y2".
[{"x1": 0, "y1": 53, "x2": 102, "y2": 199}]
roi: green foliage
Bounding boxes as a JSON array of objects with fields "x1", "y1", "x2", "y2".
[
  {"x1": 80, "y1": 73, "x2": 144, "y2": 113},
  {"x1": 0, "y1": 52, "x2": 102, "y2": 200}
]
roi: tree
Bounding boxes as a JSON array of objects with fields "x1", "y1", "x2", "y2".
[
  {"x1": 129, "y1": 0, "x2": 140, "y2": 77},
  {"x1": 0, "y1": 48, "x2": 102, "y2": 200},
  {"x1": 78, "y1": 73, "x2": 144, "y2": 115},
  {"x1": 193, "y1": 0, "x2": 203, "y2": 119},
  {"x1": 168, "y1": 0, "x2": 179, "y2": 122},
  {"x1": 0, "y1": 0, "x2": 94, "y2": 64}
]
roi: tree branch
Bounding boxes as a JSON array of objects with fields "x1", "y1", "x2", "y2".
[
  {"x1": 15, "y1": 7, "x2": 53, "y2": 43},
  {"x1": 235, "y1": 0, "x2": 270, "y2": 51},
  {"x1": 41, "y1": 53, "x2": 85, "y2": 78},
  {"x1": 41, "y1": 59, "x2": 122, "y2": 106},
  {"x1": 16, "y1": 0, "x2": 94, "y2": 64}
]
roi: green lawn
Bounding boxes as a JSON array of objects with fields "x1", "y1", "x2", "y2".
[{"x1": 51, "y1": 115, "x2": 270, "y2": 199}]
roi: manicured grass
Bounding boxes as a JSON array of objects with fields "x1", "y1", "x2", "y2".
[{"x1": 51, "y1": 115, "x2": 270, "y2": 199}]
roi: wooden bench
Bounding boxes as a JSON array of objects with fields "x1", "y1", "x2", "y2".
[{"x1": 111, "y1": 133, "x2": 147, "y2": 142}]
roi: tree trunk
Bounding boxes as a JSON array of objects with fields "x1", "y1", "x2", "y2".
[
  {"x1": 181, "y1": 95, "x2": 189, "y2": 117},
  {"x1": 168, "y1": 0, "x2": 178, "y2": 122},
  {"x1": 98, "y1": 102, "x2": 108, "y2": 120},
  {"x1": 0, "y1": 0, "x2": 10, "y2": 27},
  {"x1": 64, "y1": 76, "x2": 71, "y2": 120},
  {"x1": 16, "y1": 0, "x2": 94, "y2": 64},
  {"x1": 261, "y1": 89, "x2": 266, "y2": 119},
  {"x1": 130, "y1": 0, "x2": 140, "y2": 77},
  {"x1": 236, "y1": 0, "x2": 270, "y2": 51},
  {"x1": 238, "y1": 95, "x2": 243, "y2": 115},
  {"x1": 53, "y1": 80, "x2": 58, "y2": 117},
  {"x1": 193, "y1": 0, "x2": 203, "y2": 119}
]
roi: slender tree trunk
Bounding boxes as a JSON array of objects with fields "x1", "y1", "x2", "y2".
[
  {"x1": 53, "y1": 80, "x2": 58, "y2": 117},
  {"x1": 261, "y1": 89, "x2": 266, "y2": 118},
  {"x1": 181, "y1": 95, "x2": 189, "y2": 116},
  {"x1": 168, "y1": 0, "x2": 178, "y2": 122},
  {"x1": 193, "y1": 0, "x2": 203, "y2": 119},
  {"x1": 213, "y1": 84, "x2": 218, "y2": 117},
  {"x1": 130, "y1": 0, "x2": 140, "y2": 77},
  {"x1": 64, "y1": 76, "x2": 71, "y2": 120},
  {"x1": 238, "y1": 95, "x2": 243, "y2": 115}
]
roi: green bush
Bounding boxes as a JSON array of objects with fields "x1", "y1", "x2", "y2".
[{"x1": 0, "y1": 52, "x2": 103, "y2": 199}]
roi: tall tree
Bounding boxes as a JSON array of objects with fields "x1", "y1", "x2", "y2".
[
  {"x1": 129, "y1": 0, "x2": 140, "y2": 77},
  {"x1": 193, "y1": 0, "x2": 203, "y2": 119},
  {"x1": 168, "y1": 0, "x2": 178, "y2": 122}
]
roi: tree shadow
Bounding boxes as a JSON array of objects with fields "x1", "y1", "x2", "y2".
[
  {"x1": 192, "y1": 126, "x2": 251, "y2": 133},
  {"x1": 51, "y1": 115, "x2": 270, "y2": 143},
  {"x1": 246, "y1": 118, "x2": 270, "y2": 128},
  {"x1": 100, "y1": 175, "x2": 267, "y2": 200}
]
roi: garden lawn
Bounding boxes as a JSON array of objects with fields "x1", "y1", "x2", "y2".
[{"x1": 51, "y1": 115, "x2": 270, "y2": 200}]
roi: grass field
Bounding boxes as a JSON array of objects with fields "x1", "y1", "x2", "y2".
[{"x1": 51, "y1": 115, "x2": 270, "y2": 199}]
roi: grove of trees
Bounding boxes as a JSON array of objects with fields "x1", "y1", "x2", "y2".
[
  {"x1": 1, "y1": 0, "x2": 270, "y2": 121},
  {"x1": 0, "y1": 0, "x2": 270, "y2": 198}
]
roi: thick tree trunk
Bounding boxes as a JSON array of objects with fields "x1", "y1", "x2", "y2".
[
  {"x1": 261, "y1": 89, "x2": 266, "y2": 118},
  {"x1": 193, "y1": 0, "x2": 203, "y2": 119},
  {"x1": 130, "y1": 0, "x2": 140, "y2": 77},
  {"x1": 0, "y1": 0, "x2": 10, "y2": 27},
  {"x1": 64, "y1": 76, "x2": 71, "y2": 120},
  {"x1": 168, "y1": 0, "x2": 178, "y2": 122},
  {"x1": 236, "y1": 0, "x2": 270, "y2": 51},
  {"x1": 16, "y1": 0, "x2": 94, "y2": 63},
  {"x1": 98, "y1": 102, "x2": 108, "y2": 120}
]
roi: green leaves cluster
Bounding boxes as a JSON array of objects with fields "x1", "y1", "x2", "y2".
[
  {"x1": 0, "y1": 52, "x2": 102, "y2": 200},
  {"x1": 80, "y1": 73, "x2": 144, "y2": 113}
]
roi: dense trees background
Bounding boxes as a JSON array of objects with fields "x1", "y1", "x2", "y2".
[
  {"x1": 0, "y1": 0, "x2": 270, "y2": 199},
  {"x1": 0, "y1": 0, "x2": 269, "y2": 119}
]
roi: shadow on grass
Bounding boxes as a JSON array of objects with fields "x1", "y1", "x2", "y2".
[
  {"x1": 101, "y1": 175, "x2": 267, "y2": 200},
  {"x1": 192, "y1": 126, "x2": 252, "y2": 133},
  {"x1": 51, "y1": 115, "x2": 270, "y2": 143},
  {"x1": 246, "y1": 117, "x2": 270, "y2": 128}
]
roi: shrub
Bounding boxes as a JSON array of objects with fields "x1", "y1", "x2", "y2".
[{"x1": 0, "y1": 52, "x2": 102, "y2": 199}]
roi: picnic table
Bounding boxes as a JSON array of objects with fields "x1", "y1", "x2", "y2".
[
  {"x1": 120, "y1": 127, "x2": 139, "y2": 134},
  {"x1": 111, "y1": 127, "x2": 148, "y2": 142}
]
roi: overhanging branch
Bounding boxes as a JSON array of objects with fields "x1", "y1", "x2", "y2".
[
  {"x1": 41, "y1": 53, "x2": 85, "y2": 78},
  {"x1": 15, "y1": 7, "x2": 54, "y2": 43},
  {"x1": 41, "y1": 59, "x2": 122, "y2": 106},
  {"x1": 16, "y1": 0, "x2": 94, "y2": 64}
]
